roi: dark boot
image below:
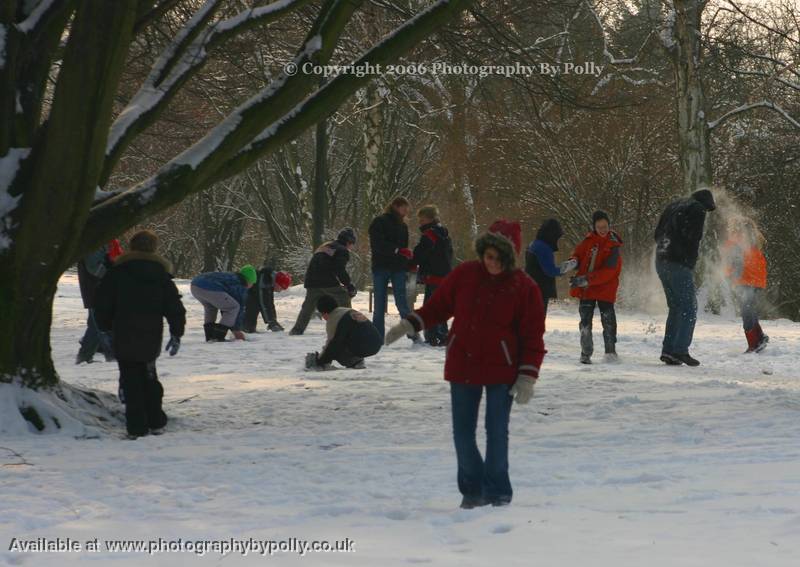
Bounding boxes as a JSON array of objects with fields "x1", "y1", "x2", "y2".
[
  {"x1": 674, "y1": 353, "x2": 700, "y2": 367},
  {"x1": 267, "y1": 321, "x2": 284, "y2": 332},
  {"x1": 210, "y1": 323, "x2": 229, "y2": 341},
  {"x1": 660, "y1": 352, "x2": 683, "y2": 365},
  {"x1": 203, "y1": 323, "x2": 214, "y2": 342}
]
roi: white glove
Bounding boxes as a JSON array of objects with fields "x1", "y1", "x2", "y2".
[
  {"x1": 560, "y1": 258, "x2": 578, "y2": 275},
  {"x1": 509, "y1": 375, "x2": 536, "y2": 405},
  {"x1": 385, "y1": 319, "x2": 414, "y2": 345}
]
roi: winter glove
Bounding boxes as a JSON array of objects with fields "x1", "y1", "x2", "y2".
[
  {"x1": 232, "y1": 330, "x2": 246, "y2": 341},
  {"x1": 509, "y1": 375, "x2": 536, "y2": 405},
  {"x1": 397, "y1": 248, "x2": 413, "y2": 260},
  {"x1": 346, "y1": 283, "x2": 357, "y2": 298},
  {"x1": 165, "y1": 335, "x2": 181, "y2": 356},
  {"x1": 305, "y1": 351, "x2": 333, "y2": 371},
  {"x1": 305, "y1": 351, "x2": 320, "y2": 369},
  {"x1": 560, "y1": 258, "x2": 579, "y2": 275},
  {"x1": 385, "y1": 319, "x2": 414, "y2": 345},
  {"x1": 570, "y1": 275, "x2": 589, "y2": 288}
]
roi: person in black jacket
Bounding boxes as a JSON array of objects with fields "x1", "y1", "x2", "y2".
[
  {"x1": 412, "y1": 205, "x2": 453, "y2": 345},
  {"x1": 305, "y1": 295, "x2": 382, "y2": 370},
  {"x1": 95, "y1": 230, "x2": 186, "y2": 438},
  {"x1": 76, "y1": 240, "x2": 122, "y2": 363},
  {"x1": 369, "y1": 196, "x2": 415, "y2": 341},
  {"x1": 244, "y1": 262, "x2": 292, "y2": 333},
  {"x1": 654, "y1": 188, "x2": 716, "y2": 367},
  {"x1": 289, "y1": 228, "x2": 356, "y2": 335},
  {"x1": 524, "y1": 219, "x2": 574, "y2": 316}
]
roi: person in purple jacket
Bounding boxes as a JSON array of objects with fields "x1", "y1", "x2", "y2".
[{"x1": 524, "y1": 219, "x2": 576, "y2": 316}]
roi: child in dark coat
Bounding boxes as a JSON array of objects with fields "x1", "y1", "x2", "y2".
[
  {"x1": 305, "y1": 295, "x2": 382, "y2": 370},
  {"x1": 95, "y1": 230, "x2": 186, "y2": 438}
]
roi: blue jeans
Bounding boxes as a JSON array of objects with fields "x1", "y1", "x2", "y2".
[
  {"x1": 656, "y1": 258, "x2": 697, "y2": 355},
  {"x1": 738, "y1": 286, "x2": 760, "y2": 331},
  {"x1": 372, "y1": 270, "x2": 411, "y2": 339},
  {"x1": 79, "y1": 309, "x2": 113, "y2": 359},
  {"x1": 450, "y1": 382, "x2": 514, "y2": 504},
  {"x1": 423, "y1": 284, "x2": 448, "y2": 345}
]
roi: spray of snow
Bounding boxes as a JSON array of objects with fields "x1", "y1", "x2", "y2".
[{"x1": 619, "y1": 187, "x2": 770, "y2": 321}]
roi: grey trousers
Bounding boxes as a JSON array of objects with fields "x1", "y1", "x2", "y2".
[
  {"x1": 190, "y1": 284, "x2": 241, "y2": 328},
  {"x1": 291, "y1": 286, "x2": 351, "y2": 334}
]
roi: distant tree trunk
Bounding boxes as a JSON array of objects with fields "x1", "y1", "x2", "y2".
[{"x1": 313, "y1": 83, "x2": 328, "y2": 249}]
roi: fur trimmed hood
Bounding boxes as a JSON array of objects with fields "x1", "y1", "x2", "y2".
[
  {"x1": 114, "y1": 251, "x2": 173, "y2": 274},
  {"x1": 475, "y1": 232, "x2": 517, "y2": 271}
]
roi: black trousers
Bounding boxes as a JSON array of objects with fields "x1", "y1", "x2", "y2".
[
  {"x1": 579, "y1": 299, "x2": 617, "y2": 356},
  {"x1": 118, "y1": 360, "x2": 167, "y2": 436},
  {"x1": 244, "y1": 283, "x2": 277, "y2": 332}
]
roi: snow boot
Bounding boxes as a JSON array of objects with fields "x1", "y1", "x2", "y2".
[
  {"x1": 674, "y1": 353, "x2": 700, "y2": 367},
  {"x1": 267, "y1": 321, "x2": 284, "y2": 332},
  {"x1": 459, "y1": 495, "x2": 488, "y2": 510},
  {"x1": 204, "y1": 323, "x2": 228, "y2": 342},
  {"x1": 745, "y1": 324, "x2": 769, "y2": 353},
  {"x1": 580, "y1": 353, "x2": 592, "y2": 364},
  {"x1": 660, "y1": 352, "x2": 683, "y2": 366}
]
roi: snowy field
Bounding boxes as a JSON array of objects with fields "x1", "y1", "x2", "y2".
[{"x1": 2, "y1": 272, "x2": 800, "y2": 566}]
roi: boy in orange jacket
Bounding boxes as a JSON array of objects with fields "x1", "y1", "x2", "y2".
[
  {"x1": 568, "y1": 211, "x2": 623, "y2": 364},
  {"x1": 723, "y1": 218, "x2": 769, "y2": 353}
]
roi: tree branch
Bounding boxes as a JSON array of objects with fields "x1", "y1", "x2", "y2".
[{"x1": 708, "y1": 100, "x2": 800, "y2": 131}]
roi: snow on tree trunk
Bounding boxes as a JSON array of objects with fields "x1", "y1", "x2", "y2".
[{"x1": 669, "y1": 0, "x2": 712, "y2": 192}]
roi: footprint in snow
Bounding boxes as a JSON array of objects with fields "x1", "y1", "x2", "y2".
[{"x1": 492, "y1": 524, "x2": 513, "y2": 534}]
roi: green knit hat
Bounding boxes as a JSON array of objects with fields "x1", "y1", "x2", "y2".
[{"x1": 239, "y1": 264, "x2": 257, "y2": 285}]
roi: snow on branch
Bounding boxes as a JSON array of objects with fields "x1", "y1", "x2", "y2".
[
  {"x1": 15, "y1": 0, "x2": 60, "y2": 34},
  {"x1": 103, "y1": 0, "x2": 313, "y2": 182},
  {"x1": 708, "y1": 100, "x2": 800, "y2": 131}
]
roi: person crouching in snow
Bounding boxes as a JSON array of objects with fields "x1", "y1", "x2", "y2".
[
  {"x1": 305, "y1": 295, "x2": 382, "y2": 370},
  {"x1": 567, "y1": 210, "x2": 623, "y2": 364},
  {"x1": 244, "y1": 261, "x2": 292, "y2": 333},
  {"x1": 191, "y1": 265, "x2": 256, "y2": 341},
  {"x1": 385, "y1": 220, "x2": 546, "y2": 509},
  {"x1": 94, "y1": 230, "x2": 186, "y2": 439},
  {"x1": 723, "y1": 217, "x2": 769, "y2": 353}
]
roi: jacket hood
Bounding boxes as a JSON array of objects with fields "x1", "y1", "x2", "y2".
[
  {"x1": 113, "y1": 251, "x2": 173, "y2": 281},
  {"x1": 691, "y1": 189, "x2": 716, "y2": 211},
  {"x1": 536, "y1": 219, "x2": 563, "y2": 251},
  {"x1": 475, "y1": 232, "x2": 516, "y2": 271},
  {"x1": 420, "y1": 221, "x2": 448, "y2": 238}
]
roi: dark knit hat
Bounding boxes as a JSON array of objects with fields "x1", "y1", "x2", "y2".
[
  {"x1": 536, "y1": 219, "x2": 563, "y2": 251},
  {"x1": 475, "y1": 219, "x2": 522, "y2": 271},
  {"x1": 592, "y1": 210, "x2": 611, "y2": 228},
  {"x1": 316, "y1": 294, "x2": 339, "y2": 314},
  {"x1": 337, "y1": 227, "x2": 356, "y2": 245},
  {"x1": 691, "y1": 189, "x2": 716, "y2": 211}
]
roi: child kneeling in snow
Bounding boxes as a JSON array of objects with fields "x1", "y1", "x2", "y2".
[
  {"x1": 305, "y1": 295, "x2": 382, "y2": 370},
  {"x1": 95, "y1": 230, "x2": 186, "y2": 438}
]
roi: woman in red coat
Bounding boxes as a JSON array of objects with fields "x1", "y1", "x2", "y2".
[
  {"x1": 385, "y1": 220, "x2": 546, "y2": 509},
  {"x1": 568, "y1": 210, "x2": 623, "y2": 364}
]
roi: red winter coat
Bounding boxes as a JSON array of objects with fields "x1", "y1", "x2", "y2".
[
  {"x1": 408, "y1": 261, "x2": 546, "y2": 385},
  {"x1": 569, "y1": 231, "x2": 623, "y2": 304}
]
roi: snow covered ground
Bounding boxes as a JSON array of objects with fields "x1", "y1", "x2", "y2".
[{"x1": 2, "y1": 272, "x2": 799, "y2": 566}]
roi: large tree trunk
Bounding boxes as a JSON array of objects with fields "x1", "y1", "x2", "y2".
[{"x1": 670, "y1": 0, "x2": 712, "y2": 192}]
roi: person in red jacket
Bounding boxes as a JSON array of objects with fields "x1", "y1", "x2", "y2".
[
  {"x1": 385, "y1": 220, "x2": 546, "y2": 509},
  {"x1": 723, "y1": 217, "x2": 769, "y2": 353},
  {"x1": 568, "y1": 210, "x2": 623, "y2": 364}
]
